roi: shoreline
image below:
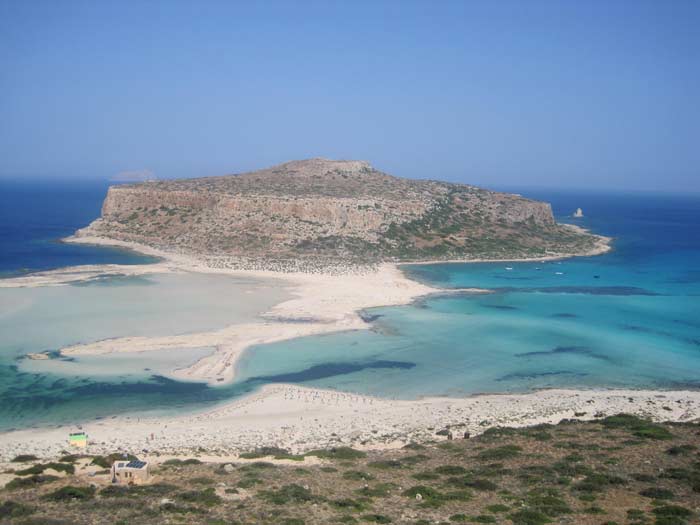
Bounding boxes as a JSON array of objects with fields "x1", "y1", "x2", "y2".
[
  {"x1": 0, "y1": 384, "x2": 698, "y2": 462},
  {"x1": 0, "y1": 231, "x2": 636, "y2": 460},
  {"x1": 401, "y1": 225, "x2": 612, "y2": 266},
  {"x1": 13, "y1": 235, "x2": 451, "y2": 387}
]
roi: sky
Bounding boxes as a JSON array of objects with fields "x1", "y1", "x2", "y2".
[{"x1": 1, "y1": 0, "x2": 698, "y2": 192}]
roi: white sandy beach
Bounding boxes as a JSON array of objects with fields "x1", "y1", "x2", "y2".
[
  {"x1": 5, "y1": 231, "x2": 697, "y2": 467},
  {"x1": 51, "y1": 237, "x2": 456, "y2": 386},
  {"x1": 0, "y1": 385, "x2": 698, "y2": 464}
]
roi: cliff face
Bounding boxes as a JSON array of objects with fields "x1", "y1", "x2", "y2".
[{"x1": 76, "y1": 158, "x2": 600, "y2": 265}]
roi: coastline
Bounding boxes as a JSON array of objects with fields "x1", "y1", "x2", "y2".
[
  {"x1": 22, "y1": 235, "x2": 451, "y2": 387},
  {"x1": 0, "y1": 384, "x2": 698, "y2": 462},
  {"x1": 0, "y1": 230, "x2": 647, "y2": 463},
  {"x1": 402, "y1": 224, "x2": 612, "y2": 266}
]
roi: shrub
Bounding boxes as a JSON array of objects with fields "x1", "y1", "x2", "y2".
[
  {"x1": 240, "y1": 461, "x2": 275, "y2": 471},
  {"x1": 666, "y1": 445, "x2": 696, "y2": 456},
  {"x1": 509, "y1": 509, "x2": 552, "y2": 525},
  {"x1": 16, "y1": 462, "x2": 75, "y2": 476},
  {"x1": 14, "y1": 465, "x2": 44, "y2": 476},
  {"x1": 446, "y1": 477, "x2": 497, "y2": 491},
  {"x1": 639, "y1": 487, "x2": 674, "y2": 500},
  {"x1": 355, "y1": 483, "x2": 395, "y2": 498},
  {"x1": 435, "y1": 465, "x2": 467, "y2": 475},
  {"x1": 412, "y1": 472, "x2": 440, "y2": 481},
  {"x1": 525, "y1": 488, "x2": 572, "y2": 517},
  {"x1": 402, "y1": 454, "x2": 430, "y2": 465},
  {"x1": 0, "y1": 500, "x2": 34, "y2": 518},
  {"x1": 477, "y1": 445, "x2": 522, "y2": 460},
  {"x1": 260, "y1": 484, "x2": 317, "y2": 505},
  {"x1": 176, "y1": 487, "x2": 222, "y2": 507},
  {"x1": 573, "y1": 472, "x2": 627, "y2": 493},
  {"x1": 367, "y1": 460, "x2": 402, "y2": 470},
  {"x1": 329, "y1": 498, "x2": 369, "y2": 512},
  {"x1": 58, "y1": 454, "x2": 82, "y2": 463},
  {"x1": 305, "y1": 447, "x2": 366, "y2": 461},
  {"x1": 652, "y1": 505, "x2": 692, "y2": 519},
  {"x1": 470, "y1": 516, "x2": 497, "y2": 523},
  {"x1": 191, "y1": 476, "x2": 215, "y2": 485},
  {"x1": 237, "y1": 477, "x2": 262, "y2": 488},
  {"x1": 11, "y1": 455, "x2": 38, "y2": 463},
  {"x1": 46, "y1": 486, "x2": 96, "y2": 501},
  {"x1": 5, "y1": 475, "x2": 59, "y2": 490},
  {"x1": 600, "y1": 414, "x2": 673, "y2": 440},
  {"x1": 343, "y1": 471, "x2": 375, "y2": 481},
  {"x1": 360, "y1": 514, "x2": 391, "y2": 523},
  {"x1": 91, "y1": 453, "x2": 138, "y2": 469},
  {"x1": 161, "y1": 458, "x2": 202, "y2": 466}
]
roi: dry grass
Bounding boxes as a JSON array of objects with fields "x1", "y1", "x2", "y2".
[{"x1": 1, "y1": 415, "x2": 698, "y2": 525}]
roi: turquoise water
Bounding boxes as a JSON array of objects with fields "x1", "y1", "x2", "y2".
[
  {"x1": 236, "y1": 191, "x2": 700, "y2": 397},
  {"x1": 0, "y1": 187, "x2": 698, "y2": 429},
  {"x1": 0, "y1": 272, "x2": 288, "y2": 430}
]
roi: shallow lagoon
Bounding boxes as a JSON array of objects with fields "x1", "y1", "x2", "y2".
[
  {"x1": 0, "y1": 272, "x2": 288, "y2": 429},
  {"x1": 236, "y1": 191, "x2": 700, "y2": 398},
  {"x1": 0, "y1": 189, "x2": 698, "y2": 430}
]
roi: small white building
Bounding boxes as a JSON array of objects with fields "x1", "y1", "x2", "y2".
[{"x1": 111, "y1": 460, "x2": 150, "y2": 485}]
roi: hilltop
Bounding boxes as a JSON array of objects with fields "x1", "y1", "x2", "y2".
[{"x1": 74, "y1": 159, "x2": 608, "y2": 270}]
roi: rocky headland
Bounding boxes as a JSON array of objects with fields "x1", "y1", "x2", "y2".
[{"x1": 72, "y1": 158, "x2": 609, "y2": 271}]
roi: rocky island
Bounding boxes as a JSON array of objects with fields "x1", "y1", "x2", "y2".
[{"x1": 73, "y1": 158, "x2": 608, "y2": 271}]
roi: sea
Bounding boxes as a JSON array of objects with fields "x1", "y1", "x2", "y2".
[{"x1": 1, "y1": 180, "x2": 699, "y2": 431}]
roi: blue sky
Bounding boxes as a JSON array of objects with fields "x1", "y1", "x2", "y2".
[{"x1": 1, "y1": 0, "x2": 698, "y2": 192}]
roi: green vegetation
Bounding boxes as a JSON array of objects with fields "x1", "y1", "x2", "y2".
[
  {"x1": 1, "y1": 415, "x2": 697, "y2": 524},
  {"x1": 176, "y1": 487, "x2": 222, "y2": 507},
  {"x1": 90, "y1": 453, "x2": 139, "y2": 469},
  {"x1": 476, "y1": 445, "x2": 522, "y2": 460},
  {"x1": 600, "y1": 414, "x2": 674, "y2": 440},
  {"x1": 0, "y1": 500, "x2": 35, "y2": 518},
  {"x1": 45, "y1": 486, "x2": 95, "y2": 501},
  {"x1": 15, "y1": 462, "x2": 75, "y2": 476},
  {"x1": 306, "y1": 447, "x2": 366, "y2": 461},
  {"x1": 161, "y1": 458, "x2": 203, "y2": 466},
  {"x1": 10, "y1": 455, "x2": 39, "y2": 463},
  {"x1": 260, "y1": 484, "x2": 318, "y2": 505}
]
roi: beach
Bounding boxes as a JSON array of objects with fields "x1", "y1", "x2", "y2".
[
  {"x1": 33, "y1": 235, "x2": 456, "y2": 386},
  {"x1": 3, "y1": 231, "x2": 699, "y2": 465},
  {"x1": 0, "y1": 384, "x2": 698, "y2": 464}
]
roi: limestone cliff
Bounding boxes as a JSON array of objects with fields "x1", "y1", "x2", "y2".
[{"x1": 76, "y1": 158, "x2": 603, "y2": 267}]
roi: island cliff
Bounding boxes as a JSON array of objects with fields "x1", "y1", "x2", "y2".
[{"x1": 74, "y1": 158, "x2": 607, "y2": 269}]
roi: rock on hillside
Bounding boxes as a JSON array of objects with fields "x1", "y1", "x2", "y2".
[{"x1": 75, "y1": 158, "x2": 604, "y2": 268}]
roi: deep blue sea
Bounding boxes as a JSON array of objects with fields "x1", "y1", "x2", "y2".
[
  {"x1": 0, "y1": 182, "x2": 698, "y2": 430},
  {"x1": 0, "y1": 180, "x2": 157, "y2": 276}
]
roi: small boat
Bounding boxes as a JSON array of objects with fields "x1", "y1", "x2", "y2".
[
  {"x1": 505, "y1": 267, "x2": 513, "y2": 271},
  {"x1": 555, "y1": 272, "x2": 564, "y2": 275}
]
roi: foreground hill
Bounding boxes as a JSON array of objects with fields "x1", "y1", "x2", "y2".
[
  {"x1": 75, "y1": 159, "x2": 606, "y2": 269},
  {"x1": 1, "y1": 415, "x2": 697, "y2": 524}
]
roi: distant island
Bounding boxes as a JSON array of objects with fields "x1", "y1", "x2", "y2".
[{"x1": 73, "y1": 158, "x2": 609, "y2": 271}]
